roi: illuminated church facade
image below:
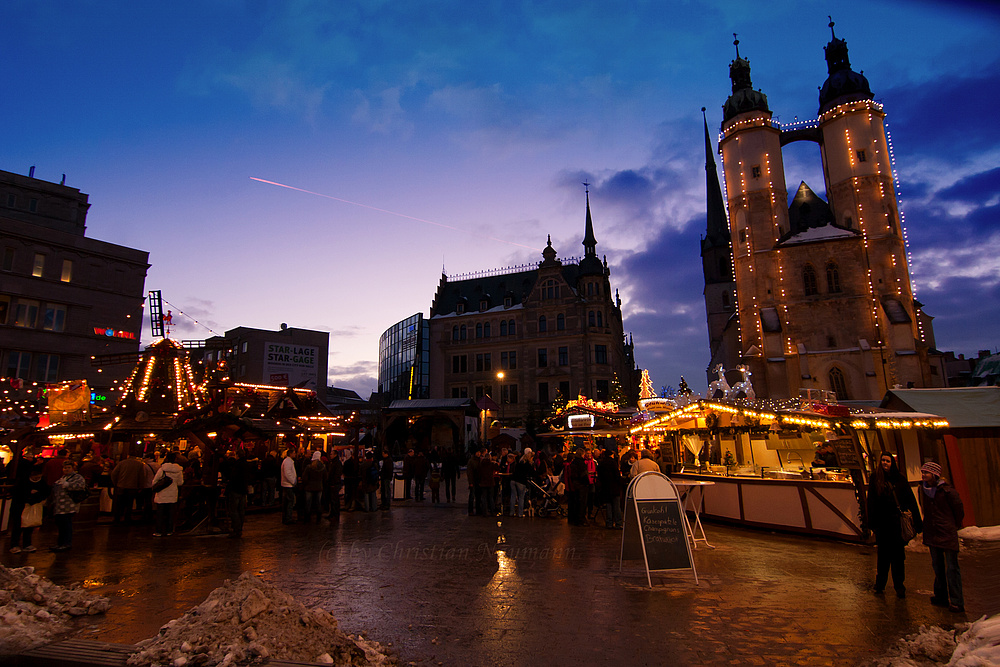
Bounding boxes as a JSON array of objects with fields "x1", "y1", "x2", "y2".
[{"x1": 702, "y1": 24, "x2": 935, "y2": 401}]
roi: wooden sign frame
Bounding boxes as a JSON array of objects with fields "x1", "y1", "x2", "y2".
[{"x1": 620, "y1": 471, "x2": 698, "y2": 587}]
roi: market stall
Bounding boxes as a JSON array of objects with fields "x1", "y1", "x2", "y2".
[{"x1": 629, "y1": 395, "x2": 949, "y2": 541}]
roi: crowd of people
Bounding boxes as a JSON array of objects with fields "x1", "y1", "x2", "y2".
[{"x1": 3, "y1": 440, "x2": 968, "y2": 616}]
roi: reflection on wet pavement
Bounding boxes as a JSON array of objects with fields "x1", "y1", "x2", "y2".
[{"x1": 5, "y1": 488, "x2": 997, "y2": 667}]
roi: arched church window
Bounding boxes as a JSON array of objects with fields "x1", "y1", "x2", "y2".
[
  {"x1": 826, "y1": 262, "x2": 841, "y2": 293},
  {"x1": 803, "y1": 264, "x2": 818, "y2": 296},
  {"x1": 719, "y1": 257, "x2": 731, "y2": 280},
  {"x1": 829, "y1": 367, "x2": 849, "y2": 400}
]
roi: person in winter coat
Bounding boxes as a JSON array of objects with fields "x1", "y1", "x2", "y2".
[
  {"x1": 413, "y1": 450, "x2": 430, "y2": 502},
  {"x1": 378, "y1": 450, "x2": 394, "y2": 510},
  {"x1": 567, "y1": 448, "x2": 591, "y2": 526},
  {"x1": 919, "y1": 461, "x2": 965, "y2": 613},
  {"x1": 301, "y1": 451, "x2": 327, "y2": 523},
  {"x1": 151, "y1": 451, "x2": 184, "y2": 537},
  {"x1": 598, "y1": 449, "x2": 625, "y2": 529},
  {"x1": 280, "y1": 448, "x2": 298, "y2": 524},
  {"x1": 326, "y1": 452, "x2": 344, "y2": 518},
  {"x1": 510, "y1": 449, "x2": 537, "y2": 518},
  {"x1": 50, "y1": 459, "x2": 87, "y2": 552},
  {"x1": 9, "y1": 461, "x2": 50, "y2": 553},
  {"x1": 866, "y1": 452, "x2": 922, "y2": 597}
]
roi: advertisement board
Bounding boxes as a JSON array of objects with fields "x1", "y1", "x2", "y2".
[{"x1": 264, "y1": 342, "x2": 318, "y2": 390}]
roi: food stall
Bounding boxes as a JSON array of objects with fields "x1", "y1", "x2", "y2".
[{"x1": 629, "y1": 395, "x2": 948, "y2": 541}]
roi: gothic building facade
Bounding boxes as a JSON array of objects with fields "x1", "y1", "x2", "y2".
[
  {"x1": 703, "y1": 25, "x2": 935, "y2": 400},
  {"x1": 426, "y1": 192, "x2": 638, "y2": 426}
]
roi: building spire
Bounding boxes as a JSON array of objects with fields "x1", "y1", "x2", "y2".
[
  {"x1": 703, "y1": 108, "x2": 729, "y2": 249},
  {"x1": 582, "y1": 182, "x2": 597, "y2": 258}
]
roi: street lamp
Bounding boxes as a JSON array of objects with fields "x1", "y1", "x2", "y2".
[{"x1": 496, "y1": 371, "x2": 505, "y2": 426}]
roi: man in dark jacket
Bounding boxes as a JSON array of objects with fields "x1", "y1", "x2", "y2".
[
  {"x1": 567, "y1": 448, "x2": 591, "y2": 526},
  {"x1": 326, "y1": 453, "x2": 343, "y2": 518},
  {"x1": 221, "y1": 449, "x2": 253, "y2": 537},
  {"x1": 378, "y1": 450, "x2": 394, "y2": 510},
  {"x1": 401, "y1": 449, "x2": 415, "y2": 500},
  {"x1": 413, "y1": 450, "x2": 430, "y2": 502},
  {"x1": 919, "y1": 461, "x2": 965, "y2": 612}
]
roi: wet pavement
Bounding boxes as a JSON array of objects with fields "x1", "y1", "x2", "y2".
[{"x1": 5, "y1": 486, "x2": 998, "y2": 667}]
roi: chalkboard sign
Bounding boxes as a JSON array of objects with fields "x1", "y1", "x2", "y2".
[
  {"x1": 621, "y1": 472, "x2": 697, "y2": 586},
  {"x1": 828, "y1": 438, "x2": 861, "y2": 468},
  {"x1": 658, "y1": 442, "x2": 675, "y2": 465}
]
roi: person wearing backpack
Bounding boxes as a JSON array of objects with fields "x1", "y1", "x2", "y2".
[{"x1": 151, "y1": 452, "x2": 184, "y2": 537}]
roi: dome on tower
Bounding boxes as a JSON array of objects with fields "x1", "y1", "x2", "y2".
[
  {"x1": 723, "y1": 37, "x2": 769, "y2": 122},
  {"x1": 818, "y1": 21, "x2": 873, "y2": 114}
]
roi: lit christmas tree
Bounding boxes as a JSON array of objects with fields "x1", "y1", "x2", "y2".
[
  {"x1": 610, "y1": 372, "x2": 628, "y2": 405},
  {"x1": 639, "y1": 370, "x2": 655, "y2": 400},
  {"x1": 677, "y1": 376, "x2": 693, "y2": 396},
  {"x1": 551, "y1": 388, "x2": 568, "y2": 414}
]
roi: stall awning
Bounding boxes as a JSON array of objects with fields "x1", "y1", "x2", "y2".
[{"x1": 881, "y1": 387, "x2": 1000, "y2": 429}]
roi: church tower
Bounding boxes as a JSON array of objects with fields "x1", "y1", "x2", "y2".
[
  {"x1": 710, "y1": 26, "x2": 933, "y2": 401},
  {"x1": 718, "y1": 37, "x2": 792, "y2": 398}
]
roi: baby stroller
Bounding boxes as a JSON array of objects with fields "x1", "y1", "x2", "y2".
[{"x1": 527, "y1": 475, "x2": 566, "y2": 518}]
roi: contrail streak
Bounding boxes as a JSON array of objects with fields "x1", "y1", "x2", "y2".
[{"x1": 251, "y1": 177, "x2": 540, "y2": 251}]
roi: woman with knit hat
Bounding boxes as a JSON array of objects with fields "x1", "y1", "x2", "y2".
[
  {"x1": 919, "y1": 461, "x2": 965, "y2": 613},
  {"x1": 867, "y1": 452, "x2": 921, "y2": 597}
]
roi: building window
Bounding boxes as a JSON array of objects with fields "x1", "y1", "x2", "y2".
[
  {"x1": 829, "y1": 367, "x2": 849, "y2": 400},
  {"x1": 456, "y1": 303, "x2": 465, "y2": 314},
  {"x1": 475, "y1": 353, "x2": 492, "y2": 372},
  {"x1": 2, "y1": 248, "x2": 13, "y2": 271},
  {"x1": 32, "y1": 253, "x2": 45, "y2": 277},
  {"x1": 537, "y1": 348, "x2": 547, "y2": 368},
  {"x1": 452, "y1": 355, "x2": 467, "y2": 373},
  {"x1": 739, "y1": 230, "x2": 746, "y2": 244},
  {"x1": 484, "y1": 322, "x2": 491, "y2": 338},
  {"x1": 7, "y1": 351, "x2": 31, "y2": 378},
  {"x1": 589, "y1": 311, "x2": 596, "y2": 326},
  {"x1": 803, "y1": 264, "x2": 818, "y2": 296},
  {"x1": 538, "y1": 316, "x2": 547, "y2": 332},
  {"x1": 29, "y1": 198, "x2": 38, "y2": 213},
  {"x1": 476, "y1": 323, "x2": 483, "y2": 339},
  {"x1": 751, "y1": 165, "x2": 761, "y2": 178},
  {"x1": 60, "y1": 259, "x2": 72, "y2": 282},
  {"x1": 856, "y1": 150, "x2": 867, "y2": 163},
  {"x1": 719, "y1": 257, "x2": 730, "y2": 280},
  {"x1": 42, "y1": 304, "x2": 66, "y2": 332},
  {"x1": 541, "y1": 280, "x2": 559, "y2": 300},
  {"x1": 480, "y1": 299, "x2": 488, "y2": 311},
  {"x1": 587, "y1": 283, "x2": 594, "y2": 296},
  {"x1": 35, "y1": 354, "x2": 59, "y2": 382},
  {"x1": 13, "y1": 299, "x2": 39, "y2": 328},
  {"x1": 452, "y1": 326, "x2": 459, "y2": 341},
  {"x1": 500, "y1": 320, "x2": 507, "y2": 336},
  {"x1": 595, "y1": 344, "x2": 608, "y2": 364},
  {"x1": 501, "y1": 351, "x2": 517, "y2": 370},
  {"x1": 460, "y1": 325, "x2": 467, "y2": 340},
  {"x1": 6, "y1": 194, "x2": 15, "y2": 207},
  {"x1": 558, "y1": 346, "x2": 568, "y2": 366},
  {"x1": 0, "y1": 295, "x2": 9, "y2": 324},
  {"x1": 504, "y1": 296, "x2": 512, "y2": 308},
  {"x1": 722, "y1": 292, "x2": 731, "y2": 309},
  {"x1": 597, "y1": 311, "x2": 603, "y2": 327},
  {"x1": 501, "y1": 384, "x2": 518, "y2": 404},
  {"x1": 559, "y1": 380, "x2": 570, "y2": 400},
  {"x1": 538, "y1": 382, "x2": 549, "y2": 404},
  {"x1": 452, "y1": 387, "x2": 461, "y2": 398},
  {"x1": 508, "y1": 319, "x2": 516, "y2": 336},
  {"x1": 241, "y1": 341, "x2": 248, "y2": 353},
  {"x1": 827, "y1": 335, "x2": 836, "y2": 348},
  {"x1": 556, "y1": 313, "x2": 565, "y2": 331},
  {"x1": 595, "y1": 379, "x2": 609, "y2": 401},
  {"x1": 826, "y1": 261, "x2": 841, "y2": 293}
]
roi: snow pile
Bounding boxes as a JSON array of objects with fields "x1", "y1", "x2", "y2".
[
  {"x1": 870, "y1": 614, "x2": 1000, "y2": 667},
  {"x1": 948, "y1": 614, "x2": 1000, "y2": 667},
  {"x1": 0, "y1": 564, "x2": 111, "y2": 654},
  {"x1": 958, "y1": 525, "x2": 1000, "y2": 542},
  {"x1": 128, "y1": 571, "x2": 395, "y2": 666}
]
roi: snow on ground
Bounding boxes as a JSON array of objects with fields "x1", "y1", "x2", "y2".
[
  {"x1": 870, "y1": 613, "x2": 1000, "y2": 667},
  {"x1": 959, "y1": 526, "x2": 1000, "y2": 542},
  {"x1": 0, "y1": 564, "x2": 111, "y2": 654},
  {"x1": 128, "y1": 571, "x2": 395, "y2": 666}
]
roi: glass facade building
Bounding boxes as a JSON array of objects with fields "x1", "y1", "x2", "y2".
[{"x1": 378, "y1": 313, "x2": 429, "y2": 401}]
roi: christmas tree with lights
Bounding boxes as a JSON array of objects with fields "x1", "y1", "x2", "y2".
[
  {"x1": 639, "y1": 370, "x2": 655, "y2": 400},
  {"x1": 610, "y1": 372, "x2": 628, "y2": 405},
  {"x1": 117, "y1": 338, "x2": 206, "y2": 420}
]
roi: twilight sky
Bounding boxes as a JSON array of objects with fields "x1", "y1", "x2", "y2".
[{"x1": 3, "y1": 1, "x2": 999, "y2": 397}]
